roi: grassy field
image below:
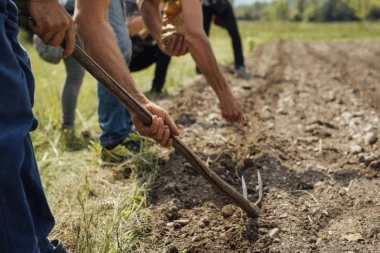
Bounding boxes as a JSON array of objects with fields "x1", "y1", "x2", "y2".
[{"x1": 20, "y1": 21, "x2": 380, "y2": 252}]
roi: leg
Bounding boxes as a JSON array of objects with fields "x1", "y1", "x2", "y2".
[
  {"x1": 202, "y1": 5, "x2": 213, "y2": 36},
  {"x1": 218, "y1": 4, "x2": 245, "y2": 69},
  {"x1": 152, "y1": 46, "x2": 171, "y2": 93},
  {"x1": 0, "y1": 2, "x2": 54, "y2": 252},
  {"x1": 61, "y1": 40, "x2": 85, "y2": 129},
  {"x1": 129, "y1": 45, "x2": 156, "y2": 73},
  {"x1": 97, "y1": 0, "x2": 133, "y2": 147}
]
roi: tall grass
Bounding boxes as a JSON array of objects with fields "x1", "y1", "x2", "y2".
[{"x1": 19, "y1": 21, "x2": 380, "y2": 252}]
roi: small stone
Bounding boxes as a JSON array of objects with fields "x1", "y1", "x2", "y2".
[
  {"x1": 268, "y1": 228, "x2": 280, "y2": 238},
  {"x1": 191, "y1": 235, "x2": 201, "y2": 242},
  {"x1": 221, "y1": 205, "x2": 237, "y2": 218},
  {"x1": 350, "y1": 145, "x2": 363, "y2": 154},
  {"x1": 173, "y1": 222, "x2": 182, "y2": 230},
  {"x1": 314, "y1": 181, "x2": 324, "y2": 187},
  {"x1": 198, "y1": 221, "x2": 206, "y2": 229},
  {"x1": 174, "y1": 219, "x2": 190, "y2": 226},
  {"x1": 369, "y1": 160, "x2": 380, "y2": 171},
  {"x1": 364, "y1": 132, "x2": 378, "y2": 145},
  {"x1": 339, "y1": 188, "x2": 346, "y2": 196}
]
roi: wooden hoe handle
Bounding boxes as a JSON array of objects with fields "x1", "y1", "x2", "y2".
[{"x1": 70, "y1": 44, "x2": 260, "y2": 218}]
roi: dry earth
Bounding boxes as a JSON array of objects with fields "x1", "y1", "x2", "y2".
[{"x1": 135, "y1": 41, "x2": 380, "y2": 252}]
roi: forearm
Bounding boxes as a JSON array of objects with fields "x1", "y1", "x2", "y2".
[
  {"x1": 74, "y1": 13, "x2": 148, "y2": 105},
  {"x1": 178, "y1": 0, "x2": 233, "y2": 101},
  {"x1": 138, "y1": 0, "x2": 163, "y2": 42},
  {"x1": 187, "y1": 33, "x2": 233, "y2": 100}
]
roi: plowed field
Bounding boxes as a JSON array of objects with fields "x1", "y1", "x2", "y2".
[{"x1": 139, "y1": 41, "x2": 380, "y2": 253}]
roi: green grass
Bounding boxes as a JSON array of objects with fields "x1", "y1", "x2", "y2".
[{"x1": 19, "y1": 21, "x2": 380, "y2": 252}]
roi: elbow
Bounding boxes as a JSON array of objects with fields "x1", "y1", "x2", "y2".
[
  {"x1": 73, "y1": 13, "x2": 86, "y2": 35},
  {"x1": 184, "y1": 30, "x2": 209, "y2": 50}
]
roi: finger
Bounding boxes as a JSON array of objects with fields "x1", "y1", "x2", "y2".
[
  {"x1": 178, "y1": 39, "x2": 188, "y2": 55},
  {"x1": 140, "y1": 115, "x2": 159, "y2": 137},
  {"x1": 174, "y1": 36, "x2": 183, "y2": 55},
  {"x1": 62, "y1": 27, "x2": 75, "y2": 58},
  {"x1": 160, "y1": 127, "x2": 171, "y2": 147},
  {"x1": 154, "y1": 117, "x2": 165, "y2": 140},
  {"x1": 45, "y1": 31, "x2": 65, "y2": 47},
  {"x1": 39, "y1": 31, "x2": 56, "y2": 44},
  {"x1": 150, "y1": 115, "x2": 161, "y2": 136},
  {"x1": 168, "y1": 37, "x2": 176, "y2": 55},
  {"x1": 162, "y1": 113, "x2": 180, "y2": 136}
]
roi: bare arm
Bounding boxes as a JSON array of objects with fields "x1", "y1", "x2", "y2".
[
  {"x1": 181, "y1": 0, "x2": 244, "y2": 123},
  {"x1": 74, "y1": 0, "x2": 179, "y2": 147},
  {"x1": 137, "y1": 0, "x2": 163, "y2": 43}
]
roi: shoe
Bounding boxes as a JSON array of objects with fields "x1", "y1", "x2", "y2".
[
  {"x1": 235, "y1": 65, "x2": 246, "y2": 75},
  {"x1": 101, "y1": 132, "x2": 154, "y2": 166},
  {"x1": 125, "y1": 131, "x2": 154, "y2": 151},
  {"x1": 150, "y1": 86, "x2": 162, "y2": 94},
  {"x1": 51, "y1": 239, "x2": 70, "y2": 253},
  {"x1": 235, "y1": 65, "x2": 250, "y2": 79},
  {"x1": 101, "y1": 143, "x2": 133, "y2": 166},
  {"x1": 61, "y1": 128, "x2": 86, "y2": 151},
  {"x1": 146, "y1": 89, "x2": 169, "y2": 100}
]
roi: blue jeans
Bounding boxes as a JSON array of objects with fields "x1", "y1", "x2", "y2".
[
  {"x1": 97, "y1": 0, "x2": 133, "y2": 147},
  {"x1": 0, "y1": 1, "x2": 55, "y2": 252}
]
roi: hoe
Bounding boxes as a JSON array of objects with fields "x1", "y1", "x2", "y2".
[{"x1": 69, "y1": 44, "x2": 262, "y2": 219}]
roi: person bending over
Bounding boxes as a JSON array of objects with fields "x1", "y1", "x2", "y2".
[
  {"x1": 138, "y1": 0, "x2": 245, "y2": 123},
  {"x1": 127, "y1": 0, "x2": 171, "y2": 95}
]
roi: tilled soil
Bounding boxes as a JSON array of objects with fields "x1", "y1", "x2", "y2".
[{"x1": 139, "y1": 41, "x2": 380, "y2": 252}]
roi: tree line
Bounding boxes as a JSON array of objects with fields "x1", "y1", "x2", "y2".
[{"x1": 234, "y1": 0, "x2": 380, "y2": 22}]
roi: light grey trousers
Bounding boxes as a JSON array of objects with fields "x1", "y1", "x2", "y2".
[{"x1": 61, "y1": 42, "x2": 85, "y2": 129}]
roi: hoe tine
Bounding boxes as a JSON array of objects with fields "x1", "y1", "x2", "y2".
[
  {"x1": 255, "y1": 169, "x2": 263, "y2": 207},
  {"x1": 242, "y1": 169, "x2": 263, "y2": 206},
  {"x1": 241, "y1": 175, "x2": 248, "y2": 199}
]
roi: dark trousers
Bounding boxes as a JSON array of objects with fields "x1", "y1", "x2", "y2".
[
  {"x1": 129, "y1": 44, "x2": 171, "y2": 92},
  {"x1": 0, "y1": 1, "x2": 55, "y2": 252},
  {"x1": 202, "y1": 2, "x2": 245, "y2": 68}
]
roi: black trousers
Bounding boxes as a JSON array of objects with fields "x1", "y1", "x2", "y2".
[
  {"x1": 202, "y1": 2, "x2": 245, "y2": 68},
  {"x1": 129, "y1": 44, "x2": 171, "y2": 92}
]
